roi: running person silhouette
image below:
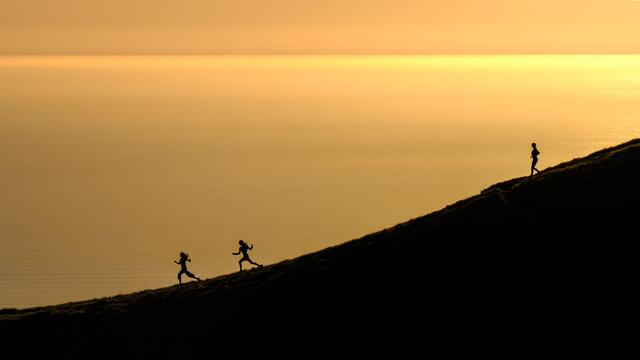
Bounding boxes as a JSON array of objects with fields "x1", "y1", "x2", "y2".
[
  {"x1": 530, "y1": 142, "x2": 541, "y2": 176},
  {"x1": 175, "y1": 252, "x2": 201, "y2": 284},
  {"x1": 232, "y1": 240, "x2": 263, "y2": 271}
]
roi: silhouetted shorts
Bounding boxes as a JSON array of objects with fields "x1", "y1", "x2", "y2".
[{"x1": 178, "y1": 269, "x2": 195, "y2": 277}]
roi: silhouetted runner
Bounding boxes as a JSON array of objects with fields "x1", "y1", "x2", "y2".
[
  {"x1": 531, "y1": 142, "x2": 541, "y2": 176},
  {"x1": 175, "y1": 252, "x2": 201, "y2": 284},
  {"x1": 232, "y1": 240, "x2": 263, "y2": 271}
]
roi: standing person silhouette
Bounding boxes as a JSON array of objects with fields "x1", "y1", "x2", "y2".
[
  {"x1": 531, "y1": 142, "x2": 541, "y2": 176},
  {"x1": 175, "y1": 252, "x2": 201, "y2": 285},
  {"x1": 232, "y1": 240, "x2": 263, "y2": 271}
]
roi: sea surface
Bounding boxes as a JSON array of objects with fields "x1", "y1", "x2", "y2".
[{"x1": 1, "y1": 55, "x2": 639, "y2": 308}]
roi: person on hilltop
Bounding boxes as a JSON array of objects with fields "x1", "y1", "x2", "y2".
[
  {"x1": 175, "y1": 252, "x2": 201, "y2": 285},
  {"x1": 531, "y1": 142, "x2": 541, "y2": 176},
  {"x1": 232, "y1": 240, "x2": 263, "y2": 271}
]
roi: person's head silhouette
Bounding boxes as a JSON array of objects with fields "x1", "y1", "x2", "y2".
[
  {"x1": 532, "y1": 142, "x2": 537, "y2": 149},
  {"x1": 180, "y1": 252, "x2": 187, "y2": 259},
  {"x1": 239, "y1": 240, "x2": 247, "y2": 247}
]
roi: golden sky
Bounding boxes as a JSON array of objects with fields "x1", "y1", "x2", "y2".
[{"x1": 2, "y1": 0, "x2": 640, "y2": 54}]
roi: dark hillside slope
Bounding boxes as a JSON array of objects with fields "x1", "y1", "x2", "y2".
[{"x1": 2, "y1": 139, "x2": 640, "y2": 356}]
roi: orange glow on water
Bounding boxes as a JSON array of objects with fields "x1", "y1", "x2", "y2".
[{"x1": 1, "y1": 55, "x2": 639, "y2": 307}]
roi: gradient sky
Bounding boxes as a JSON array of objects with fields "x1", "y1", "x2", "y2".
[{"x1": 2, "y1": 0, "x2": 640, "y2": 54}]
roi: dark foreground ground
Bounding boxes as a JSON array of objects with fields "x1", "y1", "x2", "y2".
[{"x1": 2, "y1": 140, "x2": 640, "y2": 357}]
